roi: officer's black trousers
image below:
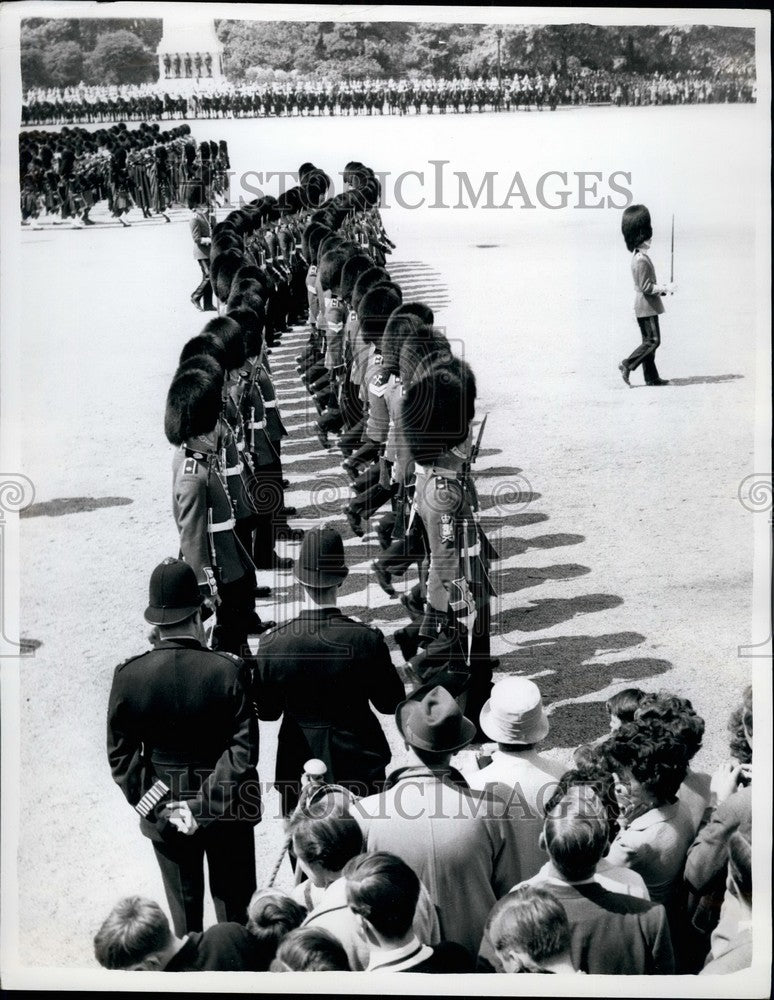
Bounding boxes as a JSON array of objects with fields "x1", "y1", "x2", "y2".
[
  {"x1": 192, "y1": 260, "x2": 213, "y2": 309},
  {"x1": 213, "y1": 573, "x2": 253, "y2": 656},
  {"x1": 152, "y1": 820, "x2": 256, "y2": 936},
  {"x1": 625, "y1": 315, "x2": 661, "y2": 383}
]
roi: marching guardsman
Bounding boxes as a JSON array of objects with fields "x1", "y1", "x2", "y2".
[
  {"x1": 106, "y1": 557, "x2": 261, "y2": 937},
  {"x1": 401, "y1": 353, "x2": 496, "y2": 736},
  {"x1": 165, "y1": 359, "x2": 274, "y2": 656},
  {"x1": 189, "y1": 185, "x2": 215, "y2": 312}
]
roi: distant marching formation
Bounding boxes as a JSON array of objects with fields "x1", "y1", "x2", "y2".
[
  {"x1": 21, "y1": 67, "x2": 756, "y2": 125},
  {"x1": 164, "y1": 159, "x2": 498, "y2": 735},
  {"x1": 19, "y1": 124, "x2": 229, "y2": 226}
]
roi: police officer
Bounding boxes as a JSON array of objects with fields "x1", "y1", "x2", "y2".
[
  {"x1": 106, "y1": 558, "x2": 261, "y2": 936},
  {"x1": 253, "y1": 526, "x2": 405, "y2": 816}
]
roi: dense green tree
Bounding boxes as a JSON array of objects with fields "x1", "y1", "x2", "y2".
[
  {"x1": 83, "y1": 30, "x2": 155, "y2": 85},
  {"x1": 44, "y1": 41, "x2": 84, "y2": 87}
]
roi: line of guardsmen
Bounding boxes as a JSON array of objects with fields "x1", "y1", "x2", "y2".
[
  {"x1": 294, "y1": 159, "x2": 499, "y2": 737},
  {"x1": 20, "y1": 123, "x2": 230, "y2": 226},
  {"x1": 162, "y1": 154, "x2": 499, "y2": 733}
]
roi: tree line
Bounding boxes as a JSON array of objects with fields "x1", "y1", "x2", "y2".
[{"x1": 22, "y1": 18, "x2": 755, "y2": 91}]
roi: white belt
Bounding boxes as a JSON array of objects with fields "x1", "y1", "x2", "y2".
[
  {"x1": 225, "y1": 463, "x2": 243, "y2": 476},
  {"x1": 467, "y1": 542, "x2": 481, "y2": 558},
  {"x1": 307, "y1": 283, "x2": 317, "y2": 293},
  {"x1": 415, "y1": 463, "x2": 462, "y2": 478},
  {"x1": 208, "y1": 518, "x2": 235, "y2": 533},
  {"x1": 248, "y1": 419, "x2": 266, "y2": 429},
  {"x1": 263, "y1": 400, "x2": 277, "y2": 409}
]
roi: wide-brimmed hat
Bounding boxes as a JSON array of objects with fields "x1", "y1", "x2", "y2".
[
  {"x1": 295, "y1": 525, "x2": 349, "y2": 587},
  {"x1": 144, "y1": 557, "x2": 203, "y2": 626},
  {"x1": 479, "y1": 677, "x2": 550, "y2": 745},
  {"x1": 396, "y1": 684, "x2": 476, "y2": 754}
]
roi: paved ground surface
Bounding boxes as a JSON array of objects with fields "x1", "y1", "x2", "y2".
[{"x1": 10, "y1": 104, "x2": 766, "y2": 968}]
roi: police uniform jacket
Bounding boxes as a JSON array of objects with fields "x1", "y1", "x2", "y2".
[
  {"x1": 254, "y1": 608, "x2": 404, "y2": 799},
  {"x1": 172, "y1": 446, "x2": 254, "y2": 591},
  {"x1": 190, "y1": 210, "x2": 211, "y2": 261},
  {"x1": 107, "y1": 637, "x2": 260, "y2": 842},
  {"x1": 631, "y1": 247, "x2": 666, "y2": 318}
]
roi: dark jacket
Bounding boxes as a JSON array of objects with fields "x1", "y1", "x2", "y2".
[
  {"x1": 254, "y1": 607, "x2": 403, "y2": 812},
  {"x1": 107, "y1": 637, "x2": 260, "y2": 841},
  {"x1": 164, "y1": 923, "x2": 269, "y2": 971}
]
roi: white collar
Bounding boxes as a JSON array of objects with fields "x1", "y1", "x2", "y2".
[{"x1": 367, "y1": 936, "x2": 432, "y2": 972}]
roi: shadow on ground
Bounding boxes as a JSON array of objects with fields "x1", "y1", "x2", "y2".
[{"x1": 21, "y1": 497, "x2": 133, "y2": 518}]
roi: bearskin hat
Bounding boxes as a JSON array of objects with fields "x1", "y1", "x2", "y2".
[
  {"x1": 371, "y1": 280, "x2": 403, "y2": 303},
  {"x1": 199, "y1": 141, "x2": 211, "y2": 160},
  {"x1": 317, "y1": 234, "x2": 346, "y2": 263},
  {"x1": 201, "y1": 316, "x2": 246, "y2": 371},
  {"x1": 398, "y1": 325, "x2": 452, "y2": 387},
  {"x1": 339, "y1": 254, "x2": 373, "y2": 302},
  {"x1": 179, "y1": 333, "x2": 227, "y2": 370},
  {"x1": 358, "y1": 286, "x2": 403, "y2": 345},
  {"x1": 227, "y1": 306, "x2": 264, "y2": 358},
  {"x1": 218, "y1": 139, "x2": 230, "y2": 169},
  {"x1": 298, "y1": 161, "x2": 316, "y2": 180},
  {"x1": 305, "y1": 224, "x2": 331, "y2": 263},
  {"x1": 621, "y1": 204, "x2": 652, "y2": 252},
  {"x1": 352, "y1": 266, "x2": 390, "y2": 314},
  {"x1": 317, "y1": 246, "x2": 358, "y2": 293},
  {"x1": 164, "y1": 366, "x2": 222, "y2": 446},
  {"x1": 176, "y1": 352, "x2": 224, "y2": 382},
  {"x1": 277, "y1": 186, "x2": 303, "y2": 216},
  {"x1": 402, "y1": 354, "x2": 476, "y2": 463},
  {"x1": 210, "y1": 251, "x2": 244, "y2": 303},
  {"x1": 381, "y1": 304, "x2": 433, "y2": 374}
]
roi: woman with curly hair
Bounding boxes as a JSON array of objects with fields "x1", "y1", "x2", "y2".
[
  {"x1": 634, "y1": 692, "x2": 711, "y2": 835},
  {"x1": 604, "y1": 719, "x2": 695, "y2": 912}
]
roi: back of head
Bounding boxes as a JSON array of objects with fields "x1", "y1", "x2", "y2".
[
  {"x1": 226, "y1": 306, "x2": 264, "y2": 359},
  {"x1": 246, "y1": 888, "x2": 306, "y2": 959},
  {"x1": 274, "y1": 927, "x2": 350, "y2": 971},
  {"x1": 398, "y1": 325, "x2": 451, "y2": 387},
  {"x1": 606, "y1": 687, "x2": 646, "y2": 725},
  {"x1": 340, "y1": 253, "x2": 373, "y2": 303},
  {"x1": 487, "y1": 885, "x2": 571, "y2": 969},
  {"x1": 728, "y1": 684, "x2": 753, "y2": 764},
  {"x1": 621, "y1": 203, "x2": 652, "y2": 252},
  {"x1": 343, "y1": 852, "x2": 419, "y2": 940},
  {"x1": 93, "y1": 896, "x2": 171, "y2": 970},
  {"x1": 290, "y1": 814, "x2": 364, "y2": 875},
  {"x1": 635, "y1": 692, "x2": 705, "y2": 763},
  {"x1": 605, "y1": 719, "x2": 689, "y2": 802},
  {"x1": 543, "y1": 786, "x2": 609, "y2": 882}
]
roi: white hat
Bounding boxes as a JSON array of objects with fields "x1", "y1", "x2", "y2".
[{"x1": 479, "y1": 677, "x2": 550, "y2": 745}]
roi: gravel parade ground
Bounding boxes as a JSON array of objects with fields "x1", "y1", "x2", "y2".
[{"x1": 8, "y1": 102, "x2": 769, "y2": 970}]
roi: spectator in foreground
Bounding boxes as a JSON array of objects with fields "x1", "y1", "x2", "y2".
[
  {"x1": 343, "y1": 852, "x2": 473, "y2": 973},
  {"x1": 465, "y1": 677, "x2": 566, "y2": 883},
  {"x1": 700, "y1": 832, "x2": 753, "y2": 975},
  {"x1": 293, "y1": 811, "x2": 440, "y2": 970},
  {"x1": 686, "y1": 686, "x2": 753, "y2": 967},
  {"x1": 485, "y1": 885, "x2": 577, "y2": 974},
  {"x1": 634, "y1": 693, "x2": 711, "y2": 835},
  {"x1": 353, "y1": 684, "x2": 521, "y2": 956},
  {"x1": 271, "y1": 927, "x2": 350, "y2": 971},
  {"x1": 93, "y1": 896, "x2": 257, "y2": 971},
  {"x1": 535, "y1": 769, "x2": 650, "y2": 900},
  {"x1": 477, "y1": 786, "x2": 675, "y2": 974},
  {"x1": 604, "y1": 719, "x2": 695, "y2": 912}
]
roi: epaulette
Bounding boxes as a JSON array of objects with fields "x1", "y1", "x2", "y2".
[
  {"x1": 181, "y1": 456, "x2": 200, "y2": 476},
  {"x1": 114, "y1": 650, "x2": 149, "y2": 672}
]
